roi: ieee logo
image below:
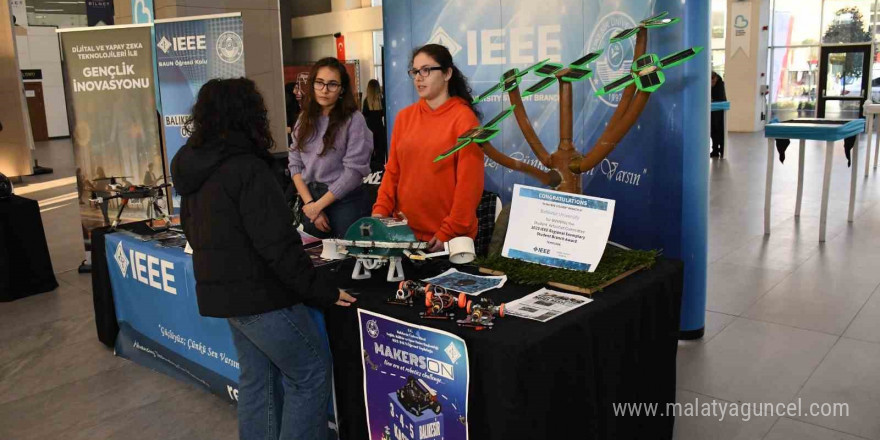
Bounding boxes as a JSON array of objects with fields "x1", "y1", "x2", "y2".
[
  {"x1": 115, "y1": 241, "x2": 129, "y2": 278},
  {"x1": 427, "y1": 26, "x2": 462, "y2": 58},
  {"x1": 587, "y1": 12, "x2": 637, "y2": 107},
  {"x1": 217, "y1": 31, "x2": 244, "y2": 64},
  {"x1": 366, "y1": 320, "x2": 380, "y2": 338},
  {"x1": 114, "y1": 241, "x2": 178, "y2": 295},
  {"x1": 157, "y1": 36, "x2": 172, "y2": 54},
  {"x1": 445, "y1": 342, "x2": 461, "y2": 364}
]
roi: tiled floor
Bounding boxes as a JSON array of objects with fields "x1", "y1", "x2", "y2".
[
  {"x1": 4, "y1": 134, "x2": 880, "y2": 439},
  {"x1": 676, "y1": 131, "x2": 880, "y2": 440}
]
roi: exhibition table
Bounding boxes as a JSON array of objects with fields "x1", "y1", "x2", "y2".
[
  {"x1": 711, "y1": 100, "x2": 730, "y2": 157},
  {"x1": 764, "y1": 118, "x2": 865, "y2": 242},
  {"x1": 0, "y1": 195, "x2": 57, "y2": 301},
  {"x1": 94, "y1": 228, "x2": 683, "y2": 439},
  {"x1": 94, "y1": 229, "x2": 333, "y2": 408},
  {"x1": 863, "y1": 102, "x2": 880, "y2": 176},
  {"x1": 327, "y1": 258, "x2": 684, "y2": 440}
]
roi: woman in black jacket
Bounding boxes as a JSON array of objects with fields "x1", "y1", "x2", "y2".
[{"x1": 171, "y1": 78, "x2": 355, "y2": 440}]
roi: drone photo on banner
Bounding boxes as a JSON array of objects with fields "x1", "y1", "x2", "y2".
[{"x1": 58, "y1": 25, "x2": 165, "y2": 249}]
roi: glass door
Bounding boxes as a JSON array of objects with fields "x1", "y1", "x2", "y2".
[{"x1": 817, "y1": 44, "x2": 871, "y2": 119}]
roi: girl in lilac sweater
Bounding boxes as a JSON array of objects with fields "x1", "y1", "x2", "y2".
[{"x1": 288, "y1": 58, "x2": 373, "y2": 238}]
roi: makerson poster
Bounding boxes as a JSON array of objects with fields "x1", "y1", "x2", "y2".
[
  {"x1": 154, "y1": 13, "x2": 245, "y2": 208},
  {"x1": 358, "y1": 310, "x2": 470, "y2": 440},
  {"x1": 57, "y1": 24, "x2": 163, "y2": 260}
]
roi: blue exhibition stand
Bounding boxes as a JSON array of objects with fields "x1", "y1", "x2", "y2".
[
  {"x1": 382, "y1": 0, "x2": 710, "y2": 339},
  {"x1": 105, "y1": 232, "x2": 333, "y2": 415}
]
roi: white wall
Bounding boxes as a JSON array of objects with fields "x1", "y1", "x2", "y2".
[
  {"x1": 291, "y1": 35, "x2": 336, "y2": 64},
  {"x1": 15, "y1": 26, "x2": 70, "y2": 138},
  {"x1": 344, "y1": 30, "x2": 375, "y2": 95},
  {"x1": 290, "y1": 5, "x2": 383, "y2": 95},
  {"x1": 725, "y1": 0, "x2": 771, "y2": 132}
]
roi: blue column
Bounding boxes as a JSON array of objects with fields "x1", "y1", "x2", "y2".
[{"x1": 665, "y1": 0, "x2": 711, "y2": 338}]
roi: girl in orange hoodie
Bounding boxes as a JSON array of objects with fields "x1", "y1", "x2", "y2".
[{"x1": 372, "y1": 44, "x2": 485, "y2": 252}]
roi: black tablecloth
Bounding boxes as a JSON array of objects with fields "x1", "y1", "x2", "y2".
[
  {"x1": 91, "y1": 220, "x2": 155, "y2": 347},
  {"x1": 0, "y1": 195, "x2": 57, "y2": 301},
  {"x1": 326, "y1": 258, "x2": 683, "y2": 440}
]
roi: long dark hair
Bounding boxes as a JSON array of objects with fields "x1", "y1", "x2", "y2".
[
  {"x1": 295, "y1": 57, "x2": 358, "y2": 156},
  {"x1": 185, "y1": 78, "x2": 274, "y2": 152},
  {"x1": 411, "y1": 44, "x2": 481, "y2": 120},
  {"x1": 365, "y1": 79, "x2": 383, "y2": 111}
]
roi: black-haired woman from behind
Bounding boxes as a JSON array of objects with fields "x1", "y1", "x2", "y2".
[{"x1": 171, "y1": 77, "x2": 355, "y2": 440}]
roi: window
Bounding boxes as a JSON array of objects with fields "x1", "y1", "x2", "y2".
[
  {"x1": 822, "y1": 0, "x2": 873, "y2": 43},
  {"x1": 372, "y1": 31, "x2": 384, "y2": 85},
  {"x1": 768, "y1": 0, "x2": 878, "y2": 116},
  {"x1": 771, "y1": 0, "x2": 822, "y2": 46},
  {"x1": 711, "y1": 0, "x2": 727, "y2": 76},
  {"x1": 769, "y1": 47, "x2": 821, "y2": 119}
]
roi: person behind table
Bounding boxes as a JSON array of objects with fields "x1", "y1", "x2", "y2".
[
  {"x1": 710, "y1": 71, "x2": 727, "y2": 158},
  {"x1": 289, "y1": 57, "x2": 373, "y2": 238},
  {"x1": 372, "y1": 44, "x2": 484, "y2": 252},
  {"x1": 362, "y1": 79, "x2": 388, "y2": 172},
  {"x1": 170, "y1": 77, "x2": 356, "y2": 440},
  {"x1": 284, "y1": 82, "x2": 301, "y2": 147}
]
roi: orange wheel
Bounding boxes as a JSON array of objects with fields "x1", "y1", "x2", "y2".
[
  {"x1": 466, "y1": 300, "x2": 473, "y2": 314},
  {"x1": 398, "y1": 281, "x2": 407, "y2": 291},
  {"x1": 498, "y1": 303, "x2": 505, "y2": 318},
  {"x1": 457, "y1": 293, "x2": 467, "y2": 309},
  {"x1": 424, "y1": 283, "x2": 432, "y2": 295},
  {"x1": 425, "y1": 292, "x2": 433, "y2": 307}
]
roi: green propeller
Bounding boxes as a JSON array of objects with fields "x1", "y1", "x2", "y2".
[
  {"x1": 609, "y1": 11, "x2": 680, "y2": 43},
  {"x1": 595, "y1": 46, "x2": 703, "y2": 96},
  {"x1": 433, "y1": 105, "x2": 516, "y2": 162},
  {"x1": 472, "y1": 60, "x2": 551, "y2": 104}
]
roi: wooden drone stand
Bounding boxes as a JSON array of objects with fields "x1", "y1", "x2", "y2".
[{"x1": 480, "y1": 28, "x2": 651, "y2": 195}]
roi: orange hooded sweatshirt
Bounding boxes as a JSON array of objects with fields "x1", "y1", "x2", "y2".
[{"x1": 372, "y1": 97, "x2": 484, "y2": 242}]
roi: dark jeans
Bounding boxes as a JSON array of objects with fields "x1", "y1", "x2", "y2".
[
  {"x1": 228, "y1": 304, "x2": 331, "y2": 440},
  {"x1": 301, "y1": 182, "x2": 370, "y2": 239}
]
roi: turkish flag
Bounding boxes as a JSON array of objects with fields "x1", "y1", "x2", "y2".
[{"x1": 335, "y1": 34, "x2": 345, "y2": 61}]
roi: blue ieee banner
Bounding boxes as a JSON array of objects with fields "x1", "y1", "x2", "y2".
[
  {"x1": 106, "y1": 232, "x2": 241, "y2": 401},
  {"x1": 384, "y1": 0, "x2": 709, "y2": 334},
  {"x1": 359, "y1": 310, "x2": 469, "y2": 440},
  {"x1": 154, "y1": 13, "x2": 245, "y2": 207},
  {"x1": 106, "y1": 232, "x2": 338, "y2": 424}
]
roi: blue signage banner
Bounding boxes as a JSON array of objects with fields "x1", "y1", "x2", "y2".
[
  {"x1": 106, "y1": 231, "x2": 337, "y2": 423},
  {"x1": 154, "y1": 14, "x2": 245, "y2": 207},
  {"x1": 106, "y1": 232, "x2": 240, "y2": 401},
  {"x1": 359, "y1": 310, "x2": 469, "y2": 440},
  {"x1": 383, "y1": 0, "x2": 709, "y2": 334}
]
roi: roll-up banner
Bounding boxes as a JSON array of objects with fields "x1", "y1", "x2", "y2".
[
  {"x1": 57, "y1": 24, "x2": 164, "y2": 264},
  {"x1": 154, "y1": 13, "x2": 245, "y2": 210}
]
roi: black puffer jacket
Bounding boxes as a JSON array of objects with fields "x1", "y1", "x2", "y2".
[{"x1": 171, "y1": 132, "x2": 338, "y2": 317}]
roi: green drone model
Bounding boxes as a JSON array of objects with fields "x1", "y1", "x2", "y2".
[{"x1": 433, "y1": 11, "x2": 703, "y2": 195}]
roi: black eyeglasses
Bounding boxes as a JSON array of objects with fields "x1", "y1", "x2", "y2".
[
  {"x1": 408, "y1": 66, "x2": 444, "y2": 79},
  {"x1": 313, "y1": 80, "x2": 342, "y2": 92}
]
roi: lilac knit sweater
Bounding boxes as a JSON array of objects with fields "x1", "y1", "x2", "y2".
[{"x1": 288, "y1": 112, "x2": 373, "y2": 199}]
